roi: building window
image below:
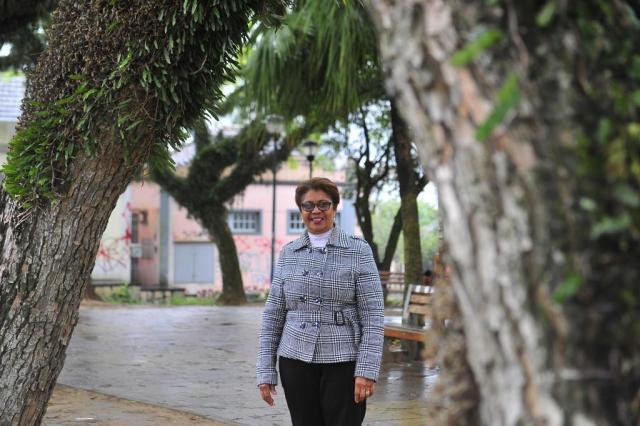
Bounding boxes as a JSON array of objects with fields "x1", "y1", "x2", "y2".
[
  {"x1": 287, "y1": 210, "x2": 341, "y2": 234},
  {"x1": 228, "y1": 210, "x2": 261, "y2": 234},
  {"x1": 287, "y1": 210, "x2": 305, "y2": 234}
]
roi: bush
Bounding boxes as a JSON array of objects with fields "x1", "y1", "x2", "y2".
[{"x1": 101, "y1": 283, "x2": 138, "y2": 304}]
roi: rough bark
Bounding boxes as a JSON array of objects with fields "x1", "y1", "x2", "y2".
[
  {"x1": 369, "y1": 1, "x2": 563, "y2": 422},
  {"x1": 0, "y1": 131, "x2": 150, "y2": 424},
  {"x1": 204, "y1": 210, "x2": 246, "y2": 305},
  {"x1": 0, "y1": 0, "x2": 273, "y2": 422},
  {"x1": 390, "y1": 102, "x2": 423, "y2": 284},
  {"x1": 367, "y1": 0, "x2": 639, "y2": 424}
]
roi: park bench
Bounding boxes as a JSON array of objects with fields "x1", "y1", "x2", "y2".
[
  {"x1": 140, "y1": 286, "x2": 186, "y2": 303},
  {"x1": 379, "y1": 271, "x2": 405, "y2": 297},
  {"x1": 383, "y1": 284, "x2": 433, "y2": 343}
]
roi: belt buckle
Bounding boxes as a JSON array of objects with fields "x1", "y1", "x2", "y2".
[{"x1": 334, "y1": 311, "x2": 345, "y2": 326}]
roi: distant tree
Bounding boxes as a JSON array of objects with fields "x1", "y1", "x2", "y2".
[
  {"x1": 326, "y1": 101, "x2": 427, "y2": 272},
  {"x1": 373, "y1": 198, "x2": 438, "y2": 269},
  {"x1": 243, "y1": 0, "x2": 426, "y2": 281},
  {"x1": 369, "y1": 1, "x2": 640, "y2": 424},
  {"x1": 151, "y1": 118, "x2": 310, "y2": 305},
  {"x1": 0, "y1": 1, "x2": 283, "y2": 422}
]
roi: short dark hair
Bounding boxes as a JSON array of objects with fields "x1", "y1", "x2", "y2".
[{"x1": 295, "y1": 177, "x2": 340, "y2": 210}]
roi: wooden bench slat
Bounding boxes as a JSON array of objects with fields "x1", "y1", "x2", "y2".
[
  {"x1": 408, "y1": 304, "x2": 432, "y2": 315},
  {"x1": 409, "y1": 294, "x2": 432, "y2": 304},
  {"x1": 383, "y1": 325, "x2": 426, "y2": 342}
]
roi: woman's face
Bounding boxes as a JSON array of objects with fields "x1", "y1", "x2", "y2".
[{"x1": 300, "y1": 189, "x2": 336, "y2": 235}]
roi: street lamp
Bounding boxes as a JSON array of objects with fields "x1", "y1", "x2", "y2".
[
  {"x1": 303, "y1": 140, "x2": 318, "y2": 179},
  {"x1": 265, "y1": 116, "x2": 285, "y2": 284}
]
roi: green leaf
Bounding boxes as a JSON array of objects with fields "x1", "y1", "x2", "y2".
[
  {"x1": 631, "y1": 90, "x2": 640, "y2": 107},
  {"x1": 82, "y1": 88, "x2": 98, "y2": 100},
  {"x1": 553, "y1": 272, "x2": 582, "y2": 303},
  {"x1": 579, "y1": 197, "x2": 597, "y2": 211},
  {"x1": 597, "y1": 118, "x2": 612, "y2": 144},
  {"x1": 631, "y1": 56, "x2": 640, "y2": 80},
  {"x1": 536, "y1": 1, "x2": 556, "y2": 27},
  {"x1": 614, "y1": 185, "x2": 640, "y2": 207},
  {"x1": 451, "y1": 29, "x2": 503, "y2": 67},
  {"x1": 126, "y1": 119, "x2": 144, "y2": 131},
  {"x1": 476, "y1": 73, "x2": 520, "y2": 141},
  {"x1": 591, "y1": 213, "x2": 632, "y2": 238},
  {"x1": 64, "y1": 143, "x2": 74, "y2": 161}
]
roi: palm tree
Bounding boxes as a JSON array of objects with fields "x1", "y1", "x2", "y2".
[{"x1": 243, "y1": 0, "x2": 425, "y2": 283}]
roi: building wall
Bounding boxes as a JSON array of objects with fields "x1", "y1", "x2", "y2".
[
  {"x1": 129, "y1": 181, "x2": 161, "y2": 285},
  {"x1": 91, "y1": 188, "x2": 132, "y2": 283},
  {"x1": 0, "y1": 121, "x2": 15, "y2": 169},
  {"x1": 130, "y1": 163, "x2": 356, "y2": 293}
]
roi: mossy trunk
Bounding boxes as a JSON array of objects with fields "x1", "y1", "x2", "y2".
[
  {"x1": 0, "y1": 0, "x2": 266, "y2": 422},
  {"x1": 0, "y1": 141, "x2": 151, "y2": 424},
  {"x1": 204, "y1": 211, "x2": 247, "y2": 305},
  {"x1": 369, "y1": 0, "x2": 639, "y2": 424}
]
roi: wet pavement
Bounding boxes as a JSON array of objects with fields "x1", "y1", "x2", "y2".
[{"x1": 56, "y1": 305, "x2": 438, "y2": 425}]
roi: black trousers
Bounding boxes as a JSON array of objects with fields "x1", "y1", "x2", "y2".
[{"x1": 279, "y1": 357, "x2": 366, "y2": 426}]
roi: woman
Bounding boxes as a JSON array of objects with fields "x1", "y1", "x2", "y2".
[{"x1": 256, "y1": 177, "x2": 384, "y2": 426}]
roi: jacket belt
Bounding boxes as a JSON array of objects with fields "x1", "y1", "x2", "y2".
[{"x1": 286, "y1": 307, "x2": 358, "y2": 325}]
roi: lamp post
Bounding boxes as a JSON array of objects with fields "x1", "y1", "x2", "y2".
[
  {"x1": 303, "y1": 140, "x2": 318, "y2": 179},
  {"x1": 266, "y1": 116, "x2": 285, "y2": 284}
]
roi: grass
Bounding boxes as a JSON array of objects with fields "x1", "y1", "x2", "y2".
[{"x1": 170, "y1": 294, "x2": 218, "y2": 306}]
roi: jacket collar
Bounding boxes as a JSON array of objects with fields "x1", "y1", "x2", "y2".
[{"x1": 290, "y1": 226, "x2": 350, "y2": 251}]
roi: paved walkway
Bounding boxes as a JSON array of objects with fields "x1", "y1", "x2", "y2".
[
  {"x1": 51, "y1": 305, "x2": 437, "y2": 425},
  {"x1": 46, "y1": 384, "x2": 224, "y2": 425}
]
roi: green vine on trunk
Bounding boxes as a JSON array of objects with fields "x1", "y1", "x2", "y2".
[{"x1": 1, "y1": 0, "x2": 283, "y2": 209}]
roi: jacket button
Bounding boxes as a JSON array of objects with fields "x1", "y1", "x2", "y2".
[
  {"x1": 314, "y1": 298, "x2": 320, "y2": 303},
  {"x1": 315, "y1": 272, "x2": 322, "y2": 277},
  {"x1": 313, "y1": 322, "x2": 319, "y2": 327},
  {"x1": 299, "y1": 296, "x2": 306, "y2": 301}
]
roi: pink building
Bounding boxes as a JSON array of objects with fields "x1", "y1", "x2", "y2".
[
  {"x1": 0, "y1": 77, "x2": 358, "y2": 293},
  {"x1": 128, "y1": 154, "x2": 356, "y2": 294}
]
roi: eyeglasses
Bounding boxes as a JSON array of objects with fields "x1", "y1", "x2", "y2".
[{"x1": 301, "y1": 200, "x2": 333, "y2": 212}]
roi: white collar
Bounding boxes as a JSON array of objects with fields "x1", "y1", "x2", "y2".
[{"x1": 308, "y1": 229, "x2": 332, "y2": 247}]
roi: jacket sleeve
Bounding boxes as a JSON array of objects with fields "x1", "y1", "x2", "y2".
[
  {"x1": 353, "y1": 242, "x2": 384, "y2": 381},
  {"x1": 256, "y1": 250, "x2": 287, "y2": 385}
]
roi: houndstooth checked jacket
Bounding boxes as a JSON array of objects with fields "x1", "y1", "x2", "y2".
[{"x1": 256, "y1": 226, "x2": 384, "y2": 385}]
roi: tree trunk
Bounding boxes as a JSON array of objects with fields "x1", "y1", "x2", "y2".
[
  {"x1": 368, "y1": 0, "x2": 638, "y2": 424},
  {"x1": 0, "y1": 0, "x2": 268, "y2": 422},
  {"x1": 0, "y1": 141, "x2": 149, "y2": 423},
  {"x1": 390, "y1": 103, "x2": 423, "y2": 285},
  {"x1": 369, "y1": 1, "x2": 567, "y2": 422},
  {"x1": 204, "y1": 211, "x2": 247, "y2": 305},
  {"x1": 379, "y1": 208, "x2": 402, "y2": 271}
]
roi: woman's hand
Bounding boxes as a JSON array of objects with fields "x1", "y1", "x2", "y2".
[
  {"x1": 354, "y1": 376, "x2": 375, "y2": 403},
  {"x1": 259, "y1": 383, "x2": 277, "y2": 406}
]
